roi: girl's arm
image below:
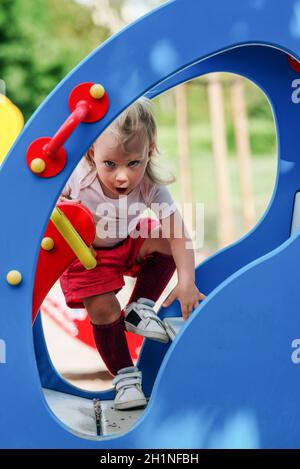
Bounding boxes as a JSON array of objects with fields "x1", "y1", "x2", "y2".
[{"x1": 161, "y1": 211, "x2": 205, "y2": 319}]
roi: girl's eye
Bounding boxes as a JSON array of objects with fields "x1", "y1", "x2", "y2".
[
  {"x1": 104, "y1": 161, "x2": 115, "y2": 168},
  {"x1": 128, "y1": 161, "x2": 139, "y2": 167}
]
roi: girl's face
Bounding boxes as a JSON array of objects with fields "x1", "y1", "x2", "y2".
[{"x1": 91, "y1": 129, "x2": 153, "y2": 198}]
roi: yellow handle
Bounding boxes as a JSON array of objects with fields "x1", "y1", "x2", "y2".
[{"x1": 50, "y1": 207, "x2": 97, "y2": 270}]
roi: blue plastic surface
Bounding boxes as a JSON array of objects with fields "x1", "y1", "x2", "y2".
[{"x1": 1, "y1": 0, "x2": 300, "y2": 448}]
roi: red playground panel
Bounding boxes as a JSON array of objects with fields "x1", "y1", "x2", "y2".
[{"x1": 35, "y1": 201, "x2": 142, "y2": 360}]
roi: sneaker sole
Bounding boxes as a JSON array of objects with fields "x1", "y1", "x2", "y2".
[
  {"x1": 125, "y1": 322, "x2": 170, "y2": 343},
  {"x1": 114, "y1": 398, "x2": 147, "y2": 411}
]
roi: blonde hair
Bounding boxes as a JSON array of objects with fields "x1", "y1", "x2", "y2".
[{"x1": 85, "y1": 97, "x2": 175, "y2": 186}]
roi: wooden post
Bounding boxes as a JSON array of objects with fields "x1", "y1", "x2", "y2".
[
  {"x1": 175, "y1": 84, "x2": 193, "y2": 204},
  {"x1": 175, "y1": 83, "x2": 194, "y2": 238},
  {"x1": 230, "y1": 76, "x2": 255, "y2": 231},
  {"x1": 207, "y1": 73, "x2": 234, "y2": 248}
]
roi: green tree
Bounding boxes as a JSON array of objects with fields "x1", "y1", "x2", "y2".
[{"x1": 0, "y1": 0, "x2": 109, "y2": 119}]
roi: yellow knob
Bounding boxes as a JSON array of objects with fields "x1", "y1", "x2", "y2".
[
  {"x1": 90, "y1": 84, "x2": 105, "y2": 99},
  {"x1": 41, "y1": 237, "x2": 55, "y2": 251},
  {"x1": 30, "y1": 158, "x2": 46, "y2": 174},
  {"x1": 7, "y1": 270, "x2": 22, "y2": 286}
]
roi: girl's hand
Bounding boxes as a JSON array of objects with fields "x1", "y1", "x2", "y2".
[
  {"x1": 58, "y1": 196, "x2": 81, "y2": 204},
  {"x1": 162, "y1": 281, "x2": 206, "y2": 320}
]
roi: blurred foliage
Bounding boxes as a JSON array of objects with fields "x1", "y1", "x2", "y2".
[
  {"x1": 0, "y1": 0, "x2": 110, "y2": 119},
  {"x1": 154, "y1": 74, "x2": 277, "y2": 156}
]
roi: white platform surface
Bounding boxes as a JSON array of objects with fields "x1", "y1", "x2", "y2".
[{"x1": 43, "y1": 388, "x2": 145, "y2": 438}]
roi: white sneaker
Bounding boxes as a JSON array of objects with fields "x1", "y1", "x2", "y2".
[
  {"x1": 112, "y1": 366, "x2": 147, "y2": 411},
  {"x1": 124, "y1": 297, "x2": 170, "y2": 343}
]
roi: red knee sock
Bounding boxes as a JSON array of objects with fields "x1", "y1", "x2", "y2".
[
  {"x1": 91, "y1": 316, "x2": 134, "y2": 376},
  {"x1": 127, "y1": 251, "x2": 176, "y2": 305}
]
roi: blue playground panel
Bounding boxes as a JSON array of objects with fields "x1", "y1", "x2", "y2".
[{"x1": 1, "y1": 0, "x2": 300, "y2": 448}]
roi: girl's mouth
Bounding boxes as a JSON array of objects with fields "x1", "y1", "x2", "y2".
[{"x1": 116, "y1": 187, "x2": 128, "y2": 194}]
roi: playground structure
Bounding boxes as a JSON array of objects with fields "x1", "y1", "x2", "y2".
[
  {"x1": 1, "y1": 0, "x2": 300, "y2": 448},
  {"x1": 0, "y1": 94, "x2": 23, "y2": 163}
]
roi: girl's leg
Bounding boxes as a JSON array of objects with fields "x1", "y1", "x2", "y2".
[
  {"x1": 127, "y1": 226, "x2": 176, "y2": 305},
  {"x1": 83, "y1": 292, "x2": 134, "y2": 376}
]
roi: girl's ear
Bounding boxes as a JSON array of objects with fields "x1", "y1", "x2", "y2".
[
  {"x1": 89, "y1": 145, "x2": 94, "y2": 158},
  {"x1": 148, "y1": 143, "x2": 155, "y2": 158},
  {"x1": 86, "y1": 145, "x2": 96, "y2": 167}
]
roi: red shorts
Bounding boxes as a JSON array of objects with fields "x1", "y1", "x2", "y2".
[{"x1": 60, "y1": 217, "x2": 159, "y2": 308}]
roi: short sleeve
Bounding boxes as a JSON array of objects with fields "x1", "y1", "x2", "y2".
[
  {"x1": 61, "y1": 181, "x2": 71, "y2": 197},
  {"x1": 148, "y1": 184, "x2": 177, "y2": 220},
  {"x1": 60, "y1": 166, "x2": 81, "y2": 199}
]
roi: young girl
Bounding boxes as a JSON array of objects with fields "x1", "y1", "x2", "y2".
[{"x1": 59, "y1": 98, "x2": 205, "y2": 410}]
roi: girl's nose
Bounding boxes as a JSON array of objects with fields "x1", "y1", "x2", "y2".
[{"x1": 116, "y1": 172, "x2": 129, "y2": 184}]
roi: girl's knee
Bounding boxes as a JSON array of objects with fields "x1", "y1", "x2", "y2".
[
  {"x1": 83, "y1": 291, "x2": 121, "y2": 325},
  {"x1": 137, "y1": 234, "x2": 172, "y2": 262}
]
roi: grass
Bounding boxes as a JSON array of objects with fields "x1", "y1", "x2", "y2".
[{"x1": 156, "y1": 123, "x2": 277, "y2": 254}]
